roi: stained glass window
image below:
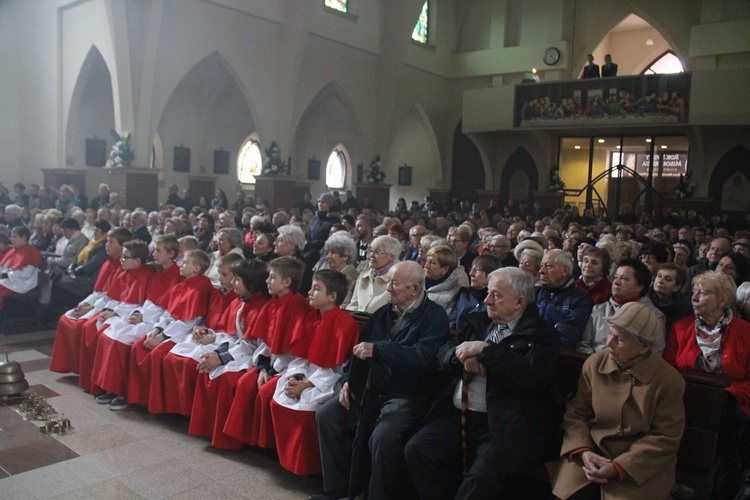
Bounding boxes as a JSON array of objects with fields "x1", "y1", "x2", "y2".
[
  {"x1": 325, "y1": 0, "x2": 347, "y2": 13},
  {"x1": 412, "y1": 1, "x2": 428, "y2": 44},
  {"x1": 326, "y1": 149, "x2": 346, "y2": 189},
  {"x1": 642, "y1": 51, "x2": 684, "y2": 75},
  {"x1": 237, "y1": 137, "x2": 262, "y2": 184}
]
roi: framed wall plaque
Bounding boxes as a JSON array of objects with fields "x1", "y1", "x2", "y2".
[
  {"x1": 85, "y1": 138, "x2": 107, "y2": 167},
  {"x1": 214, "y1": 150, "x2": 230, "y2": 174},
  {"x1": 398, "y1": 165, "x2": 412, "y2": 186},
  {"x1": 173, "y1": 146, "x2": 191, "y2": 172},
  {"x1": 307, "y1": 158, "x2": 321, "y2": 180}
]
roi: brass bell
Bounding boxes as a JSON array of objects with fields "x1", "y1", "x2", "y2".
[{"x1": 0, "y1": 351, "x2": 29, "y2": 397}]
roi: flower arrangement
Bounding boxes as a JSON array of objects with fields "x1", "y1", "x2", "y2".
[
  {"x1": 262, "y1": 141, "x2": 288, "y2": 176},
  {"x1": 105, "y1": 129, "x2": 134, "y2": 168},
  {"x1": 673, "y1": 169, "x2": 696, "y2": 199},
  {"x1": 548, "y1": 166, "x2": 565, "y2": 192},
  {"x1": 366, "y1": 155, "x2": 386, "y2": 184}
]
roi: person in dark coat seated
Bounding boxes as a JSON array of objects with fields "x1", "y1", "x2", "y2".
[
  {"x1": 313, "y1": 261, "x2": 450, "y2": 500},
  {"x1": 405, "y1": 267, "x2": 561, "y2": 499}
]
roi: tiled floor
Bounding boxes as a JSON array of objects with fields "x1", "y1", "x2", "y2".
[{"x1": 0, "y1": 328, "x2": 323, "y2": 499}]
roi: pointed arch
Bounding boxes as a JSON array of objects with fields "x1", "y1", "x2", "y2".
[
  {"x1": 709, "y1": 145, "x2": 750, "y2": 213},
  {"x1": 151, "y1": 51, "x2": 260, "y2": 151},
  {"x1": 292, "y1": 80, "x2": 364, "y2": 192},
  {"x1": 451, "y1": 122, "x2": 485, "y2": 200},
  {"x1": 65, "y1": 45, "x2": 115, "y2": 169},
  {"x1": 580, "y1": 11, "x2": 685, "y2": 78},
  {"x1": 156, "y1": 52, "x2": 255, "y2": 191},
  {"x1": 385, "y1": 103, "x2": 442, "y2": 207},
  {"x1": 499, "y1": 148, "x2": 539, "y2": 209}
]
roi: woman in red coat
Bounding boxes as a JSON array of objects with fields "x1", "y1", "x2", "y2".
[
  {"x1": 664, "y1": 271, "x2": 750, "y2": 497},
  {"x1": 573, "y1": 246, "x2": 612, "y2": 305}
]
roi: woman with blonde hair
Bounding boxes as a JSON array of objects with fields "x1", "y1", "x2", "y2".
[
  {"x1": 423, "y1": 244, "x2": 468, "y2": 315},
  {"x1": 664, "y1": 271, "x2": 750, "y2": 498}
]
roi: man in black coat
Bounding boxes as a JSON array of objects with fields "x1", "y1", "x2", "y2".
[
  {"x1": 313, "y1": 261, "x2": 450, "y2": 500},
  {"x1": 601, "y1": 54, "x2": 618, "y2": 77},
  {"x1": 307, "y1": 193, "x2": 340, "y2": 252},
  {"x1": 405, "y1": 267, "x2": 561, "y2": 499},
  {"x1": 582, "y1": 53, "x2": 600, "y2": 79}
]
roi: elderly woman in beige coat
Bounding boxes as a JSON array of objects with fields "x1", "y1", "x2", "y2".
[{"x1": 549, "y1": 302, "x2": 685, "y2": 499}]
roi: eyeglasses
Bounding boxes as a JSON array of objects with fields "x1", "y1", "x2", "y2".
[
  {"x1": 468, "y1": 267, "x2": 485, "y2": 275},
  {"x1": 367, "y1": 249, "x2": 386, "y2": 258},
  {"x1": 121, "y1": 256, "x2": 136, "y2": 260},
  {"x1": 486, "y1": 244, "x2": 509, "y2": 250},
  {"x1": 449, "y1": 239, "x2": 466, "y2": 244}
]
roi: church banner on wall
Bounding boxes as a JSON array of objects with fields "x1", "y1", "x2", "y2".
[
  {"x1": 610, "y1": 151, "x2": 688, "y2": 177},
  {"x1": 514, "y1": 73, "x2": 691, "y2": 129}
]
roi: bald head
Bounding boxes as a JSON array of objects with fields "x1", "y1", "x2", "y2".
[
  {"x1": 708, "y1": 237, "x2": 732, "y2": 265},
  {"x1": 387, "y1": 261, "x2": 425, "y2": 309}
]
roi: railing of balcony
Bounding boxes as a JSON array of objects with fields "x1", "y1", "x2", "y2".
[{"x1": 513, "y1": 73, "x2": 691, "y2": 129}]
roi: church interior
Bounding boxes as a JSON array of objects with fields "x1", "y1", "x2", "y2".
[{"x1": 1, "y1": 0, "x2": 750, "y2": 498}]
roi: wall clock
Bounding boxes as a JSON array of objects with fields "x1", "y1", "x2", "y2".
[{"x1": 544, "y1": 47, "x2": 561, "y2": 66}]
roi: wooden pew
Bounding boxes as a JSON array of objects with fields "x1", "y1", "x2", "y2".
[{"x1": 559, "y1": 349, "x2": 730, "y2": 475}]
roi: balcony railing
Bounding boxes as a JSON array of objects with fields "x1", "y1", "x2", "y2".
[{"x1": 513, "y1": 73, "x2": 691, "y2": 129}]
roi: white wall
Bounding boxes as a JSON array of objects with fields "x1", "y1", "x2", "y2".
[{"x1": 0, "y1": 0, "x2": 748, "y2": 210}]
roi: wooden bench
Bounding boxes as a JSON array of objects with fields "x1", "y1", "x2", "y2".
[{"x1": 559, "y1": 349, "x2": 730, "y2": 475}]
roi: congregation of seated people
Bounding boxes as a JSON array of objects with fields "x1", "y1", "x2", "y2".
[{"x1": 3, "y1": 177, "x2": 750, "y2": 499}]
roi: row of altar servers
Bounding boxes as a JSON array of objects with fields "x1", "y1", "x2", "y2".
[{"x1": 49, "y1": 248, "x2": 359, "y2": 476}]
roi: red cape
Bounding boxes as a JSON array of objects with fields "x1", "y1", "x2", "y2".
[
  {"x1": 240, "y1": 292, "x2": 271, "y2": 340},
  {"x1": 0, "y1": 243, "x2": 41, "y2": 270},
  {"x1": 250, "y1": 292, "x2": 315, "y2": 355},
  {"x1": 120, "y1": 265, "x2": 155, "y2": 305},
  {"x1": 205, "y1": 289, "x2": 239, "y2": 331},
  {"x1": 165, "y1": 274, "x2": 214, "y2": 321},
  {"x1": 305, "y1": 307, "x2": 360, "y2": 368},
  {"x1": 147, "y1": 263, "x2": 183, "y2": 308},
  {"x1": 93, "y1": 257, "x2": 122, "y2": 292}
]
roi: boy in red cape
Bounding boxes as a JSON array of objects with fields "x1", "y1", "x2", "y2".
[
  {"x1": 223, "y1": 256, "x2": 316, "y2": 448},
  {"x1": 188, "y1": 260, "x2": 273, "y2": 450},
  {"x1": 270, "y1": 269, "x2": 360, "y2": 475},
  {"x1": 158, "y1": 254, "x2": 257, "y2": 416},
  {"x1": 126, "y1": 249, "x2": 214, "y2": 409},
  {"x1": 50, "y1": 227, "x2": 132, "y2": 374},
  {"x1": 0, "y1": 226, "x2": 42, "y2": 309},
  {"x1": 78, "y1": 239, "x2": 155, "y2": 394},
  {"x1": 90, "y1": 235, "x2": 183, "y2": 409}
]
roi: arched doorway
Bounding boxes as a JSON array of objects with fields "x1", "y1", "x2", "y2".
[
  {"x1": 709, "y1": 145, "x2": 750, "y2": 226},
  {"x1": 450, "y1": 121, "x2": 484, "y2": 201},
  {"x1": 500, "y1": 147, "x2": 538, "y2": 210}
]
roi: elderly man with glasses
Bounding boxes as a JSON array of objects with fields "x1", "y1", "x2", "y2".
[
  {"x1": 485, "y1": 234, "x2": 518, "y2": 268},
  {"x1": 405, "y1": 225, "x2": 428, "y2": 261}
]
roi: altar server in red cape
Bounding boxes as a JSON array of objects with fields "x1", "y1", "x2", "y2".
[
  {"x1": 271, "y1": 269, "x2": 360, "y2": 475},
  {"x1": 223, "y1": 256, "x2": 316, "y2": 448},
  {"x1": 50, "y1": 228, "x2": 132, "y2": 374},
  {"x1": 0, "y1": 226, "x2": 42, "y2": 309},
  {"x1": 188, "y1": 261, "x2": 274, "y2": 449},
  {"x1": 91, "y1": 236, "x2": 182, "y2": 408},
  {"x1": 126, "y1": 249, "x2": 213, "y2": 409},
  {"x1": 78, "y1": 240, "x2": 154, "y2": 393},
  {"x1": 157, "y1": 253, "x2": 245, "y2": 416}
]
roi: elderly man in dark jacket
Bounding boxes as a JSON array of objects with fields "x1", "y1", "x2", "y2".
[
  {"x1": 308, "y1": 193, "x2": 340, "y2": 252},
  {"x1": 405, "y1": 267, "x2": 561, "y2": 499},
  {"x1": 313, "y1": 261, "x2": 450, "y2": 500}
]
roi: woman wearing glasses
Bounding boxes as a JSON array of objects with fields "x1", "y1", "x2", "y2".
[{"x1": 345, "y1": 235, "x2": 401, "y2": 314}]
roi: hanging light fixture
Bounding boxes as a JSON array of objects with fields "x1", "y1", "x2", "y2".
[{"x1": 646, "y1": 30, "x2": 654, "y2": 46}]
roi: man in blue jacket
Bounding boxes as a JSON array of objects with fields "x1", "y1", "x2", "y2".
[
  {"x1": 313, "y1": 261, "x2": 450, "y2": 500},
  {"x1": 535, "y1": 249, "x2": 594, "y2": 350}
]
